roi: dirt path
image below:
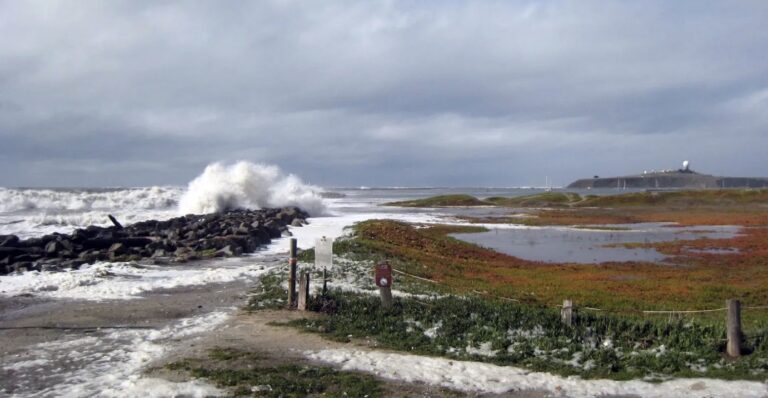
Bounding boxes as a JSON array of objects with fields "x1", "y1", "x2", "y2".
[{"x1": 149, "y1": 309, "x2": 551, "y2": 398}]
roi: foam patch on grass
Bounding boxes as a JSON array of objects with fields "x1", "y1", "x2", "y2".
[{"x1": 306, "y1": 348, "x2": 768, "y2": 398}]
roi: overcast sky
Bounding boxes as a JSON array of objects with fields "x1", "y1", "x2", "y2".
[{"x1": 1, "y1": 1, "x2": 767, "y2": 187}]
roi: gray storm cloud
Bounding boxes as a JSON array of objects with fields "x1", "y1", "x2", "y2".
[{"x1": 1, "y1": 1, "x2": 766, "y2": 187}]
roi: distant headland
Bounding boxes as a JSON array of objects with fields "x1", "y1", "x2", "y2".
[{"x1": 567, "y1": 161, "x2": 768, "y2": 189}]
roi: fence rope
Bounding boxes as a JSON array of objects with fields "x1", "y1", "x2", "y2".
[
  {"x1": 385, "y1": 264, "x2": 768, "y2": 316},
  {"x1": 471, "y1": 289, "x2": 521, "y2": 302},
  {"x1": 641, "y1": 308, "x2": 727, "y2": 314},
  {"x1": 391, "y1": 268, "x2": 439, "y2": 284}
]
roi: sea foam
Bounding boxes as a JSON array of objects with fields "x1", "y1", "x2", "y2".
[
  {"x1": 178, "y1": 161, "x2": 326, "y2": 216},
  {"x1": 0, "y1": 186, "x2": 181, "y2": 213}
]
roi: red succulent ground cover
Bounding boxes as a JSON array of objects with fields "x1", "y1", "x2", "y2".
[{"x1": 354, "y1": 207, "x2": 768, "y2": 324}]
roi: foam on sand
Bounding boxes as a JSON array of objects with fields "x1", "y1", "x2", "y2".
[
  {"x1": 262, "y1": 211, "x2": 444, "y2": 255},
  {"x1": 306, "y1": 349, "x2": 768, "y2": 398},
  {"x1": 0, "y1": 257, "x2": 273, "y2": 300},
  {"x1": 2, "y1": 311, "x2": 229, "y2": 397},
  {"x1": 178, "y1": 161, "x2": 326, "y2": 216}
]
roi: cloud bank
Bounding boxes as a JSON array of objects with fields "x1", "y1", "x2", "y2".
[{"x1": 1, "y1": 1, "x2": 767, "y2": 187}]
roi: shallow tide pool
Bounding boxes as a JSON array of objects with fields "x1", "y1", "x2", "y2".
[{"x1": 451, "y1": 223, "x2": 740, "y2": 264}]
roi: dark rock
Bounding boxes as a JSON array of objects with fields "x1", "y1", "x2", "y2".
[
  {"x1": 45, "y1": 241, "x2": 65, "y2": 256},
  {"x1": 40, "y1": 262, "x2": 63, "y2": 272},
  {"x1": 0, "y1": 235, "x2": 20, "y2": 247},
  {"x1": 82, "y1": 238, "x2": 119, "y2": 250},
  {"x1": 215, "y1": 245, "x2": 242, "y2": 257},
  {"x1": 57, "y1": 238, "x2": 74, "y2": 251},
  {"x1": 78, "y1": 250, "x2": 98, "y2": 264},
  {"x1": 61, "y1": 260, "x2": 86, "y2": 270},
  {"x1": 58, "y1": 250, "x2": 75, "y2": 259},
  {"x1": 0, "y1": 247, "x2": 26, "y2": 259},
  {"x1": 174, "y1": 247, "x2": 192, "y2": 257},
  {"x1": 17, "y1": 237, "x2": 44, "y2": 248},
  {"x1": 8, "y1": 206, "x2": 311, "y2": 273},
  {"x1": 70, "y1": 229, "x2": 89, "y2": 243},
  {"x1": 11, "y1": 254, "x2": 39, "y2": 263},
  {"x1": 263, "y1": 221, "x2": 281, "y2": 238},
  {"x1": 12, "y1": 262, "x2": 33, "y2": 273},
  {"x1": 108, "y1": 243, "x2": 127, "y2": 256}
]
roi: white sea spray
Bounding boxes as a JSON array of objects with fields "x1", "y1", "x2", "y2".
[{"x1": 178, "y1": 161, "x2": 326, "y2": 216}]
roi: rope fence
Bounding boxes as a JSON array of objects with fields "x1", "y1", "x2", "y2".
[
  {"x1": 390, "y1": 266, "x2": 768, "y2": 317},
  {"x1": 388, "y1": 267, "x2": 768, "y2": 357},
  {"x1": 391, "y1": 268, "x2": 439, "y2": 284}
]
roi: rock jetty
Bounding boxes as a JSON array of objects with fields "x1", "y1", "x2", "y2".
[{"x1": 0, "y1": 207, "x2": 309, "y2": 275}]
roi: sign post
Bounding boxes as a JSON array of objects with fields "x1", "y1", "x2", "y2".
[
  {"x1": 315, "y1": 237, "x2": 334, "y2": 296},
  {"x1": 288, "y1": 238, "x2": 298, "y2": 308},
  {"x1": 375, "y1": 262, "x2": 393, "y2": 309}
]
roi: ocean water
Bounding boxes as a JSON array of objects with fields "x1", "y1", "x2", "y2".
[{"x1": 0, "y1": 185, "x2": 580, "y2": 239}]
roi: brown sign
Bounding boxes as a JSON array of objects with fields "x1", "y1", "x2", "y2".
[{"x1": 375, "y1": 262, "x2": 392, "y2": 288}]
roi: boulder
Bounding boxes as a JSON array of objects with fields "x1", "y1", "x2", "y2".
[
  {"x1": 0, "y1": 247, "x2": 26, "y2": 260},
  {"x1": 7, "y1": 206, "x2": 310, "y2": 272},
  {"x1": 215, "y1": 245, "x2": 242, "y2": 257},
  {"x1": 12, "y1": 262, "x2": 33, "y2": 273},
  {"x1": 45, "y1": 241, "x2": 65, "y2": 256},
  {"x1": 0, "y1": 235, "x2": 20, "y2": 247},
  {"x1": 108, "y1": 243, "x2": 127, "y2": 256}
]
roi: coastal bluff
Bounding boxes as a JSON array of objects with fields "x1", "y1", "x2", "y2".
[{"x1": 568, "y1": 170, "x2": 768, "y2": 189}]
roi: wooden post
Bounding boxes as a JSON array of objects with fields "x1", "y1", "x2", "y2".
[
  {"x1": 108, "y1": 214, "x2": 123, "y2": 229},
  {"x1": 298, "y1": 272, "x2": 310, "y2": 311},
  {"x1": 561, "y1": 299, "x2": 573, "y2": 326},
  {"x1": 322, "y1": 268, "x2": 328, "y2": 297},
  {"x1": 379, "y1": 285, "x2": 393, "y2": 309},
  {"x1": 726, "y1": 299, "x2": 742, "y2": 358},
  {"x1": 287, "y1": 238, "x2": 298, "y2": 308},
  {"x1": 375, "y1": 262, "x2": 393, "y2": 309}
]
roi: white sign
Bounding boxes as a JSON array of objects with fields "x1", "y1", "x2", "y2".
[{"x1": 315, "y1": 236, "x2": 334, "y2": 270}]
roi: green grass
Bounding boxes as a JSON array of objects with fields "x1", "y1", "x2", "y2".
[
  {"x1": 486, "y1": 192, "x2": 584, "y2": 207},
  {"x1": 166, "y1": 348, "x2": 383, "y2": 398},
  {"x1": 247, "y1": 273, "x2": 289, "y2": 310},
  {"x1": 286, "y1": 290, "x2": 768, "y2": 381},
  {"x1": 385, "y1": 194, "x2": 491, "y2": 207}
]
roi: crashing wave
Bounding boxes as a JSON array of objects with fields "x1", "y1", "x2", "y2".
[{"x1": 177, "y1": 161, "x2": 326, "y2": 216}]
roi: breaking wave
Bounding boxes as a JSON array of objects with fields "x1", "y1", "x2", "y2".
[
  {"x1": 178, "y1": 161, "x2": 326, "y2": 216},
  {"x1": 0, "y1": 186, "x2": 181, "y2": 213}
]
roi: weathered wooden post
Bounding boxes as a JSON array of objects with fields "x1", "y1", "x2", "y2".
[
  {"x1": 298, "y1": 271, "x2": 310, "y2": 311},
  {"x1": 108, "y1": 214, "x2": 123, "y2": 229},
  {"x1": 375, "y1": 262, "x2": 393, "y2": 309},
  {"x1": 561, "y1": 299, "x2": 573, "y2": 326},
  {"x1": 287, "y1": 238, "x2": 298, "y2": 308},
  {"x1": 322, "y1": 268, "x2": 328, "y2": 297},
  {"x1": 726, "y1": 298, "x2": 742, "y2": 358}
]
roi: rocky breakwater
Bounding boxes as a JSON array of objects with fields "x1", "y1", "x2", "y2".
[{"x1": 0, "y1": 207, "x2": 309, "y2": 275}]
